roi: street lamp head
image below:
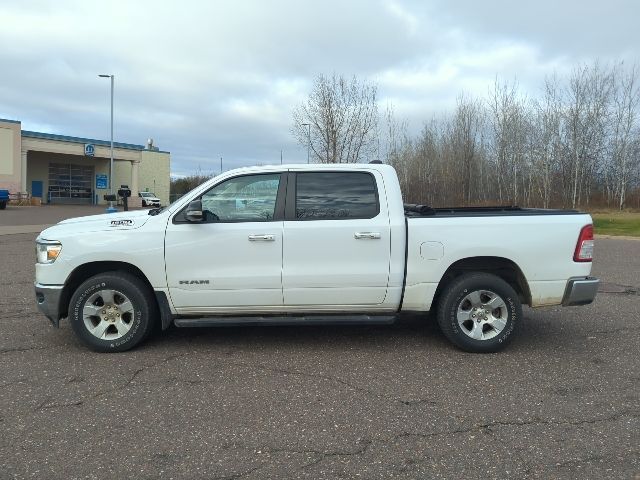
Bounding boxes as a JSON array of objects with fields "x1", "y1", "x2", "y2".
[{"x1": 98, "y1": 74, "x2": 112, "y2": 78}]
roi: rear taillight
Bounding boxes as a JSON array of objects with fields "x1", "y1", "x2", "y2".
[{"x1": 574, "y1": 224, "x2": 594, "y2": 262}]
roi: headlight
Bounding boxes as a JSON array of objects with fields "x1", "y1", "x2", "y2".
[{"x1": 36, "y1": 241, "x2": 62, "y2": 264}]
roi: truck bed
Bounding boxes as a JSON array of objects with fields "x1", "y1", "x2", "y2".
[{"x1": 404, "y1": 204, "x2": 581, "y2": 218}]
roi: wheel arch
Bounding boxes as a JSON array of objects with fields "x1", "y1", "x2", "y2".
[
  {"x1": 60, "y1": 261, "x2": 156, "y2": 319},
  {"x1": 432, "y1": 256, "x2": 531, "y2": 309}
]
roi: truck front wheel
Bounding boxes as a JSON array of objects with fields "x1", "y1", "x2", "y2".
[
  {"x1": 69, "y1": 272, "x2": 156, "y2": 352},
  {"x1": 0, "y1": 201, "x2": 6, "y2": 210},
  {"x1": 436, "y1": 273, "x2": 521, "y2": 353}
]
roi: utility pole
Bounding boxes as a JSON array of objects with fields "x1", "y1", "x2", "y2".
[
  {"x1": 220, "y1": 156, "x2": 223, "y2": 174},
  {"x1": 99, "y1": 74, "x2": 117, "y2": 213}
]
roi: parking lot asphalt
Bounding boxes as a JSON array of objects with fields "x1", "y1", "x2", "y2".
[
  {"x1": 0, "y1": 209, "x2": 638, "y2": 479},
  {"x1": 0, "y1": 204, "x2": 139, "y2": 229}
]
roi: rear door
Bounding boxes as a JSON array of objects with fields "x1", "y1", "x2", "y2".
[{"x1": 282, "y1": 170, "x2": 391, "y2": 307}]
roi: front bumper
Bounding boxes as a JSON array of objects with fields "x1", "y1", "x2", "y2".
[
  {"x1": 34, "y1": 283, "x2": 64, "y2": 327},
  {"x1": 562, "y1": 276, "x2": 599, "y2": 306}
]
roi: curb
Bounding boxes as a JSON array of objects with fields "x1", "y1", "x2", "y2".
[
  {"x1": 0, "y1": 224, "x2": 52, "y2": 236},
  {"x1": 595, "y1": 234, "x2": 640, "y2": 241}
]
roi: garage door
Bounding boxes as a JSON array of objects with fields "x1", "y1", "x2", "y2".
[{"x1": 48, "y1": 163, "x2": 94, "y2": 204}]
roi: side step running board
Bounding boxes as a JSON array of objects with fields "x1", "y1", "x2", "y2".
[{"x1": 174, "y1": 314, "x2": 397, "y2": 328}]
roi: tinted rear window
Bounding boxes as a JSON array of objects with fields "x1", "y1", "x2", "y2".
[{"x1": 295, "y1": 172, "x2": 379, "y2": 220}]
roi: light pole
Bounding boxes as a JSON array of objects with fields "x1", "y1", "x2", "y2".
[
  {"x1": 301, "y1": 123, "x2": 311, "y2": 163},
  {"x1": 98, "y1": 74, "x2": 117, "y2": 213}
]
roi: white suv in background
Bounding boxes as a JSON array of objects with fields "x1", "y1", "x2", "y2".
[{"x1": 138, "y1": 191, "x2": 161, "y2": 207}]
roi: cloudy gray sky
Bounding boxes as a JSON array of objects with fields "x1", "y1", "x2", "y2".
[{"x1": 0, "y1": 0, "x2": 637, "y2": 176}]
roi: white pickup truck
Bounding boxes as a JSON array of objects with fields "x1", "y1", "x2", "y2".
[{"x1": 34, "y1": 163, "x2": 599, "y2": 353}]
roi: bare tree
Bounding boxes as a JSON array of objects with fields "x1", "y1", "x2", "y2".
[
  {"x1": 292, "y1": 74, "x2": 378, "y2": 163},
  {"x1": 531, "y1": 75, "x2": 563, "y2": 208},
  {"x1": 384, "y1": 103, "x2": 412, "y2": 184},
  {"x1": 610, "y1": 64, "x2": 640, "y2": 209},
  {"x1": 487, "y1": 78, "x2": 529, "y2": 204},
  {"x1": 414, "y1": 118, "x2": 441, "y2": 205},
  {"x1": 301, "y1": 62, "x2": 639, "y2": 210},
  {"x1": 451, "y1": 94, "x2": 484, "y2": 204},
  {"x1": 563, "y1": 63, "x2": 614, "y2": 208}
]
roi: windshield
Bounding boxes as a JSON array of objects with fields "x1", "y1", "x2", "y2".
[{"x1": 140, "y1": 192, "x2": 154, "y2": 197}]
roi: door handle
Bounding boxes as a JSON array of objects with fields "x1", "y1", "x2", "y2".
[
  {"x1": 248, "y1": 234, "x2": 275, "y2": 242},
  {"x1": 354, "y1": 232, "x2": 381, "y2": 240}
]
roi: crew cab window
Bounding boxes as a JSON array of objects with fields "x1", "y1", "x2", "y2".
[
  {"x1": 295, "y1": 172, "x2": 379, "y2": 220},
  {"x1": 200, "y1": 174, "x2": 281, "y2": 222}
]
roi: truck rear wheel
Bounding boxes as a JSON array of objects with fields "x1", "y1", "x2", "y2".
[
  {"x1": 436, "y1": 273, "x2": 521, "y2": 353},
  {"x1": 69, "y1": 272, "x2": 156, "y2": 352}
]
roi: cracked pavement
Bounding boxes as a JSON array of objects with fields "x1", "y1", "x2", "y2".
[{"x1": 0, "y1": 227, "x2": 639, "y2": 479}]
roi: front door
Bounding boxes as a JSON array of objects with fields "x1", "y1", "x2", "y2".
[
  {"x1": 31, "y1": 180, "x2": 43, "y2": 198},
  {"x1": 165, "y1": 172, "x2": 286, "y2": 312}
]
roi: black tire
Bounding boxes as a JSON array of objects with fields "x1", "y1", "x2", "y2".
[
  {"x1": 436, "y1": 273, "x2": 521, "y2": 353},
  {"x1": 68, "y1": 272, "x2": 156, "y2": 352},
  {"x1": 0, "y1": 201, "x2": 6, "y2": 210}
]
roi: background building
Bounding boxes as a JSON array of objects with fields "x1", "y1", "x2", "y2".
[{"x1": 0, "y1": 118, "x2": 170, "y2": 206}]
